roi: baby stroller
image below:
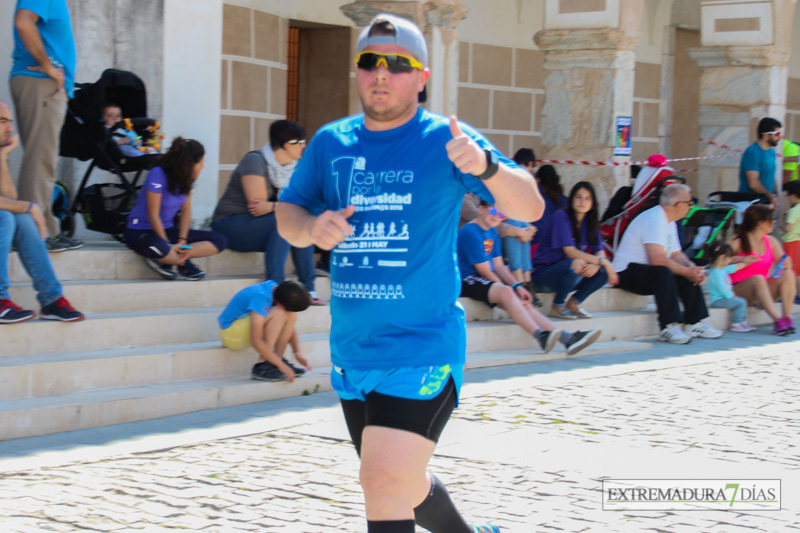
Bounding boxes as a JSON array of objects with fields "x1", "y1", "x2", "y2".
[
  {"x1": 600, "y1": 174, "x2": 686, "y2": 259},
  {"x1": 704, "y1": 191, "x2": 770, "y2": 225},
  {"x1": 680, "y1": 204, "x2": 737, "y2": 261},
  {"x1": 59, "y1": 69, "x2": 161, "y2": 239}
]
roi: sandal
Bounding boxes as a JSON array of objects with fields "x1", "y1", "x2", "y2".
[{"x1": 310, "y1": 298, "x2": 326, "y2": 306}]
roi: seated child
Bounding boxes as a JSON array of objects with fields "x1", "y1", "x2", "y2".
[
  {"x1": 706, "y1": 243, "x2": 756, "y2": 332},
  {"x1": 457, "y1": 200, "x2": 602, "y2": 355},
  {"x1": 218, "y1": 280, "x2": 312, "y2": 382},
  {"x1": 102, "y1": 103, "x2": 162, "y2": 158}
]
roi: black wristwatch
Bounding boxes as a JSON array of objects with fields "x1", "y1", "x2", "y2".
[{"x1": 476, "y1": 149, "x2": 499, "y2": 181}]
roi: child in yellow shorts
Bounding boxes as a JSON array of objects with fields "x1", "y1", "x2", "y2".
[{"x1": 218, "y1": 280, "x2": 312, "y2": 382}]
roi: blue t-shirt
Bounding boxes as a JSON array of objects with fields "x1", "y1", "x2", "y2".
[
  {"x1": 126, "y1": 167, "x2": 188, "y2": 230},
  {"x1": 218, "y1": 281, "x2": 277, "y2": 329},
  {"x1": 11, "y1": 0, "x2": 76, "y2": 97},
  {"x1": 532, "y1": 210, "x2": 603, "y2": 269},
  {"x1": 457, "y1": 222, "x2": 501, "y2": 278},
  {"x1": 532, "y1": 194, "x2": 567, "y2": 245},
  {"x1": 739, "y1": 142, "x2": 776, "y2": 194},
  {"x1": 279, "y1": 108, "x2": 509, "y2": 370}
]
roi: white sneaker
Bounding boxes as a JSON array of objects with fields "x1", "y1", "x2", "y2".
[
  {"x1": 730, "y1": 321, "x2": 756, "y2": 333},
  {"x1": 659, "y1": 323, "x2": 691, "y2": 344},
  {"x1": 687, "y1": 320, "x2": 723, "y2": 339}
]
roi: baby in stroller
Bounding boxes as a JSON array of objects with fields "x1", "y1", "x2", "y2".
[{"x1": 102, "y1": 102, "x2": 163, "y2": 159}]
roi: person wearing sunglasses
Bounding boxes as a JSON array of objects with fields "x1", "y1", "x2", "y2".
[
  {"x1": 212, "y1": 120, "x2": 323, "y2": 305},
  {"x1": 739, "y1": 117, "x2": 782, "y2": 207},
  {"x1": 276, "y1": 12, "x2": 541, "y2": 533},
  {"x1": 458, "y1": 199, "x2": 601, "y2": 351},
  {"x1": 612, "y1": 183, "x2": 723, "y2": 344}
]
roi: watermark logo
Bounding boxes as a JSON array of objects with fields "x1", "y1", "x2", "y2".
[{"x1": 602, "y1": 479, "x2": 780, "y2": 511}]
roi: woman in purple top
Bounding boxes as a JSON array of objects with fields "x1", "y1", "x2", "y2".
[
  {"x1": 124, "y1": 137, "x2": 227, "y2": 280},
  {"x1": 531, "y1": 181, "x2": 618, "y2": 319}
]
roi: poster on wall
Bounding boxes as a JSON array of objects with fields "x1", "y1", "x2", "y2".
[{"x1": 613, "y1": 115, "x2": 632, "y2": 157}]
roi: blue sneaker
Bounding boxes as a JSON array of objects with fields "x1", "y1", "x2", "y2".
[
  {"x1": 281, "y1": 358, "x2": 306, "y2": 376},
  {"x1": 251, "y1": 361, "x2": 287, "y2": 382},
  {"x1": 178, "y1": 259, "x2": 205, "y2": 281},
  {"x1": 474, "y1": 524, "x2": 501, "y2": 533}
]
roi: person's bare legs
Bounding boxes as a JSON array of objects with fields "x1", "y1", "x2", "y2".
[
  {"x1": 255, "y1": 306, "x2": 291, "y2": 363},
  {"x1": 360, "y1": 426, "x2": 436, "y2": 520},
  {"x1": 488, "y1": 283, "x2": 555, "y2": 334},
  {"x1": 769, "y1": 267, "x2": 797, "y2": 317},
  {"x1": 271, "y1": 310, "x2": 297, "y2": 360},
  {"x1": 733, "y1": 275, "x2": 780, "y2": 321},
  {"x1": 511, "y1": 268, "x2": 525, "y2": 283}
]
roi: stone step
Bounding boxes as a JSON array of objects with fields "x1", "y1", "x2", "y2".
[
  {"x1": 1, "y1": 299, "x2": 766, "y2": 360},
  {"x1": 10, "y1": 277, "x2": 261, "y2": 314},
  {"x1": 10, "y1": 276, "x2": 333, "y2": 314},
  {"x1": 9, "y1": 273, "x2": 646, "y2": 317},
  {"x1": 6, "y1": 299, "x2": 757, "y2": 402},
  {"x1": 0, "y1": 311, "x2": 635, "y2": 401},
  {"x1": 0, "y1": 307, "x2": 327, "y2": 358},
  {"x1": 9, "y1": 244, "x2": 268, "y2": 282},
  {"x1": 0, "y1": 340, "x2": 652, "y2": 442}
]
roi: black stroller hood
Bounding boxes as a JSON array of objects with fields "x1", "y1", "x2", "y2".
[{"x1": 60, "y1": 69, "x2": 148, "y2": 161}]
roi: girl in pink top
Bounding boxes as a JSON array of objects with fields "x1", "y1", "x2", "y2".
[{"x1": 728, "y1": 204, "x2": 796, "y2": 335}]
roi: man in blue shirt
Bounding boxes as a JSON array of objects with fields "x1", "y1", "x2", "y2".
[
  {"x1": 457, "y1": 200, "x2": 601, "y2": 356},
  {"x1": 9, "y1": 0, "x2": 81, "y2": 252},
  {"x1": 277, "y1": 13, "x2": 541, "y2": 533},
  {"x1": 739, "y1": 117, "x2": 781, "y2": 206}
]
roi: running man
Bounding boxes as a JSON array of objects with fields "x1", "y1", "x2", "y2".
[{"x1": 277, "y1": 13, "x2": 541, "y2": 533}]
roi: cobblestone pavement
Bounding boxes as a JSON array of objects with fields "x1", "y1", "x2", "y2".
[{"x1": 1, "y1": 341, "x2": 799, "y2": 532}]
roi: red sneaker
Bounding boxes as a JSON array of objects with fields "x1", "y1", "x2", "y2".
[
  {"x1": 0, "y1": 299, "x2": 36, "y2": 324},
  {"x1": 40, "y1": 297, "x2": 85, "y2": 322}
]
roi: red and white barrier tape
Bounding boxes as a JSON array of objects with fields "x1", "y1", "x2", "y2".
[
  {"x1": 699, "y1": 138, "x2": 743, "y2": 154},
  {"x1": 699, "y1": 137, "x2": 781, "y2": 158},
  {"x1": 535, "y1": 154, "x2": 736, "y2": 167}
]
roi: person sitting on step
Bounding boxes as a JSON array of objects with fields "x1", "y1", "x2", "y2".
[
  {"x1": 0, "y1": 99, "x2": 84, "y2": 323},
  {"x1": 531, "y1": 181, "x2": 617, "y2": 320},
  {"x1": 457, "y1": 199, "x2": 601, "y2": 355},
  {"x1": 218, "y1": 279, "x2": 312, "y2": 382},
  {"x1": 123, "y1": 137, "x2": 227, "y2": 281},
  {"x1": 611, "y1": 183, "x2": 723, "y2": 344}
]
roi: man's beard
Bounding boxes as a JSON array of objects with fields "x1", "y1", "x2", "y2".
[
  {"x1": 360, "y1": 87, "x2": 418, "y2": 125},
  {"x1": 768, "y1": 137, "x2": 779, "y2": 147},
  {"x1": 362, "y1": 99, "x2": 417, "y2": 124}
]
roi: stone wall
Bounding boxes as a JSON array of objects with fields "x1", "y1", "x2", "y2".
[
  {"x1": 631, "y1": 61, "x2": 661, "y2": 162},
  {"x1": 456, "y1": 41, "x2": 544, "y2": 158},
  {"x1": 219, "y1": 3, "x2": 289, "y2": 198}
]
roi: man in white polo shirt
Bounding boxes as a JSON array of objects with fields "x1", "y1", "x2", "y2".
[{"x1": 612, "y1": 183, "x2": 722, "y2": 344}]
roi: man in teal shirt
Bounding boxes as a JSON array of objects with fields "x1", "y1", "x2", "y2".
[
  {"x1": 10, "y1": 0, "x2": 81, "y2": 251},
  {"x1": 739, "y1": 117, "x2": 781, "y2": 207}
]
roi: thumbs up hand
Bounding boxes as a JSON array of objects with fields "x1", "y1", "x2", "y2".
[
  {"x1": 310, "y1": 204, "x2": 356, "y2": 250},
  {"x1": 446, "y1": 116, "x2": 488, "y2": 176}
]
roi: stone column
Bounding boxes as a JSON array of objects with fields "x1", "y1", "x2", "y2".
[
  {"x1": 689, "y1": 0, "x2": 794, "y2": 200},
  {"x1": 534, "y1": 0, "x2": 643, "y2": 205},
  {"x1": 340, "y1": 0, "x2": 466, "y2": 116}
]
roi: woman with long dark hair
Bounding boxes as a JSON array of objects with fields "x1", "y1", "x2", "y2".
[
  {"x1": 124, "y1": 137, "x2": 227, "y2": 280},
  {"x1": 530, "y1": 181, "x2": 617, "y2": 319},
  {"x1": 530, "y1": 164, "x2": 567, "y2": 259},
  {"x1": 728, "y1": 204, "x2": 796, "y2": 335}
]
